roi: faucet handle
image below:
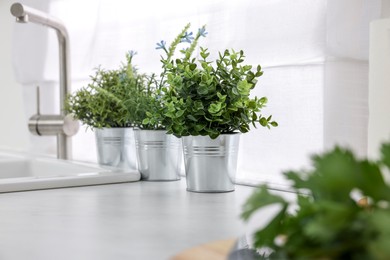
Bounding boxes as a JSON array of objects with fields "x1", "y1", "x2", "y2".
[
  {"x1": 35, "y1": 85, "x2": 40, "y2": 115},
  {"x1": 28, "y1": 114, "x2": 79, "y2": 137},
  {"x1": 28, "y1": 85, "x2": 80, "y2": 137}
]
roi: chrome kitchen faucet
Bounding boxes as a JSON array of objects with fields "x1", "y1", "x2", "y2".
[{"x1": 10, "y1": 2, "x2": 79, "y2": 159}]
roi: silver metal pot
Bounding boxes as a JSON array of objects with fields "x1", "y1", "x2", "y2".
[
  {"x1": 95, "y1": 127, "x2": 137, "y2": 170},
  {"x1": 134, "y1": 129, "x2": 182, "y2": 181},
  {"x1": 182, "y1": 134, "x2": 240, "y2": 193}
]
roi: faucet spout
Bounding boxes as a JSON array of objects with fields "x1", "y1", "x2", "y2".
[{"x1": 10, "y1": 2, "x2": 77, "y2": 160}]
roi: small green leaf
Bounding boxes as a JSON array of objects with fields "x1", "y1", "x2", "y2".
[
  {"x1": 175, "y1": 110, "x2": 185, "y2": 117},
  {"x1": 259, "y1": 117, "x2": 268, "y2": 127},
  {"x1": 194, "y1": 124, "x2": 205, "y2": 131},
  {"x1": 187, "y1": 115, "x2": 197, "y2": 121},
  {"x1": 259, "y1": 97, "x2": 268, "y2": 104},
  {"x1": 237, "y1": 80, "x2": 251, "y2": 95},
  {"x1": 189, "y1": 63, "x2": 197, "y2": 71},
  {"x1": 243, "y1": 65, "x2": 252, "y2": 71},
  {"x1": 208, "y1": 102, "x2": 222, "y2": 114},
  {"x1": 197, "y1": 85, "x2": 209, "y2": 95},
  {"x1": 200, "y1": 51, "x2": 210, "y2": 59}
]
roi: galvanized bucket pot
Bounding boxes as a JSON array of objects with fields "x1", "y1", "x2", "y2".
[
  {"x1": 134, "y1": 129, "x2": 182, "y2": 181},
  {"x1": 95, "y1": 127, "x2": 138, "y2": 170},
  {"x1": 182, "y1": 134, "x2": 240, "y2": 193}
]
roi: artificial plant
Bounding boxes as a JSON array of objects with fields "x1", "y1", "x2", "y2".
[
  {"x1": 65, "y1": 51, "x2": 146, "y2": 129},
  {"x1": 151, "y1": 24, "x2": 277, "y2": 139}
]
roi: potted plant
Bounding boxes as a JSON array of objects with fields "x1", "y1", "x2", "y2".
[
  {"x1": 124, "y1": 72, "x2": 182, "y2": 181},
  {"x1": 241, "y1": 142, "x2": 390, "y2": 259},
  {"x1": 127, "y1": 24, "x2": 198, "y2": 181},
  {"x1": 129, "y1": 85, "x2": 183, "y2": 181},
  {"x1": 153, "y1": 25, "x2": 278, "y2": 192},
  {"x1": 65, "y1": 51, "x2": 141, "y2": 170}
]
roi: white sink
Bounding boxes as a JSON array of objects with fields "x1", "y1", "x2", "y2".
[{"x1": 0, "y1": 151, "x2": 140, "y2": 193}]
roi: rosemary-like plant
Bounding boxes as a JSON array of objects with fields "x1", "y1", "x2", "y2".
[{"x1": 65, "y1": 51, "x2": 143, "y2": 129}]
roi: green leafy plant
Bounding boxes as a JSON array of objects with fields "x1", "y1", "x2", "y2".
[
  {"x1": 65, "y1": 51, "x2": 145, "y2": 129},
  {"x1": 139, "y1": 23, "x2": 201, "y2": 130},
  {"x1": 152, "y1": 24, "x2": 277, "y2": 139},
  {"x1": 123, "y1": 72, "x2": 166, "y2": 130},
  {"x1": 242, "y1": 142, "x2": 390, "y2": 259}
]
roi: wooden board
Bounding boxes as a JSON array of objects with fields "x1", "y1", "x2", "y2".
[{"x1": 171, "y1": 238, "x2": 236, "y2": 260}]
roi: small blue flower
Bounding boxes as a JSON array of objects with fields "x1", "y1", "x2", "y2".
[
  {"x1": 181, "y1": 32, "x2": 194, "y2": 43},
  {"x1": 128, "y1": 50, "x2": 137, "y2": 57},
  {"x1": 198, "y1": 27, "x2": 208, "y2": 37},
  {"x1": 155, "y1": 40, "x2": 166, "y2": 50}
]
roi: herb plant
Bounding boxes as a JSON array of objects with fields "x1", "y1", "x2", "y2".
[
  {"x1": 154, "y1": 25, "x2": 278, "y2": 139},
  {"x1": 141, "y1": 23, "x2": 202, "y2": 130},
  {"x1": 123, "y1": 72, "x2": 166, "y2": 130},
  {"x1": 242, "y1": 142, "x2": 390, "y2": 259},
  {"x1": 65, "y1": 51, "x2": 145, "y2": 129}
]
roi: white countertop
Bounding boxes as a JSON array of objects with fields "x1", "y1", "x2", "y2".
[{"x1": 0, "y1": 179, "x2": 292, "y2": 259}]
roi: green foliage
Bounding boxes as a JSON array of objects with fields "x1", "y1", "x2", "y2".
[
  {"x1": 153, "y1": 25, "x2": 277, "y2": 139},
  {"x1": 65, "y1": 67, "x2": 129, "y2": 129},
  {"x1": 138, "y1": 23, "x2": 201, "y2": 130},
  {"x1": 241, "y1": 142, "x2": 390, "y2": 259},
  {"x1": 65, "y1": 52, "x2": 148, "y2": 129},
  {"x1": 124, "y1": 73, "x2": 166, "y2": 130}
]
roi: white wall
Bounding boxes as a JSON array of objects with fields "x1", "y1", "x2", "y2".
[
  {"x1": 0, "y1": 0, "x2": 29, "y2": 150},
  {"x1": 367, "y1": 1, "x2": 390, "y2": 159},
  {"x1": 368, "y1": 17, "x2": 390, "y2": 159}
]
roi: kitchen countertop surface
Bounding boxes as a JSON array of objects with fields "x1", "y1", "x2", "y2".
[{"x1": 0, "y1": 179, "x2": 293, "y2": 260}]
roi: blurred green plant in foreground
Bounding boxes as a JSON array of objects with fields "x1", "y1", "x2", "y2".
[{"x1": 242, "y1": 142, "x2": 390, "y2": 259}]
